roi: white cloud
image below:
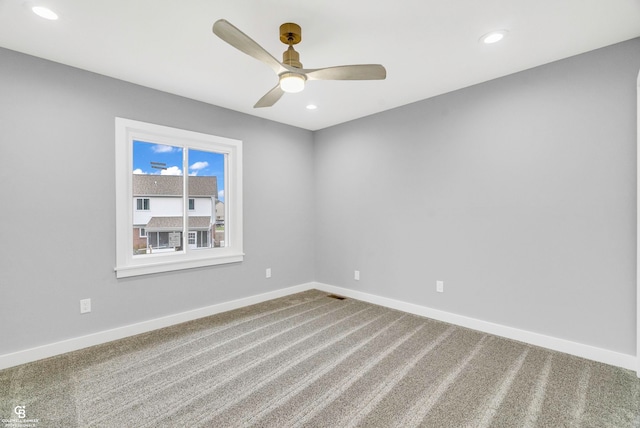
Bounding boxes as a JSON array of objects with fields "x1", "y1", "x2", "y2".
[
  {"x1": 190, "y1": 161, "x2": 209, "y2": 171},
  {"x1": 152, "y1": 144, "x2": 175, "y2": 153},
  {"x1": 133, "y1": 168, "x2": 146, "y2": 175},
  {"x1": 218, "y1": 189, "x2": 224, "y2": 199},
  {"x1": 160, "y1": 166, "x2": 183, "y2": 176}
]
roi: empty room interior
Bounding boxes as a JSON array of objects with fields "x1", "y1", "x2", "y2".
[{"x1": 2, "y1": 1, "x2": 640, "y2": 426}]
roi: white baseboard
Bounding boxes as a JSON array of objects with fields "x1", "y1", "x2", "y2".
[
  {"x1": 1, "y1": 281, "x2": 636, "y2": 374},
  {"x1": 310, "y1": 282, "x2": 637, "y2": 372},
  {"x1": 0, "y1": 283, "x2": 315, "y2": 371}
]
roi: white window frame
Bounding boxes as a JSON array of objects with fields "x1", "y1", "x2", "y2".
[{"x1": 115, "y1": 117, "x2": 243, "y2": 278}]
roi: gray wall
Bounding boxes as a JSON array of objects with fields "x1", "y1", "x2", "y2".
[
  {"x1": 314, "y1": 38, "x2": 640, "y2": 355},
  {"x1": 0, "y1": 48, "x2": 315, "y2": 354},
  {"x1": 2, "y1": 37, "x2": 639, "y2": 359}
]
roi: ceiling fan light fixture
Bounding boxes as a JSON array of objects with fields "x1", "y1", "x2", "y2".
[{"x1": 280, "y1": 73, "x2": 306, "y2": 93}]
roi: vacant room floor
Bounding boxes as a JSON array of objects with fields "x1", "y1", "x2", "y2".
[{"x1": 1, "y1": 290, "x2": 639, "y2": 427}]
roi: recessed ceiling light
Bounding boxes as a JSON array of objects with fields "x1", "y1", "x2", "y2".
[
  {"x1": 32, "y1": 6, "x2": 58, "y2": 20},
  {"x1": 480, "y1": 30, "x2": 508, "y2": 44},
  {"x1": 306, "y1": 104, "x2": 317, "y2": 110}
]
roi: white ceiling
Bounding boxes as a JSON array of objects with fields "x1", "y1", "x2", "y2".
[{"x1": 1, "y1": 0, "x2": 639, "y2": 130}]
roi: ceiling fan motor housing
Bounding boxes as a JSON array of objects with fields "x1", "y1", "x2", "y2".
[{"x1": 283, "y1": 46, "x2": 302, "y2": 68}]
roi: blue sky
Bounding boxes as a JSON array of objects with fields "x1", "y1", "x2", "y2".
[{"x1": 133, "y1": 140, "x2": 225, "y2": 201}]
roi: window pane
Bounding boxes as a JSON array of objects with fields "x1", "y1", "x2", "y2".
[
  {"x1": 188, "y1": 148, "x2": 225, "y2": 250},
  {"x1": 132, "y1": 140, "x2": 184, "y2": 255}
]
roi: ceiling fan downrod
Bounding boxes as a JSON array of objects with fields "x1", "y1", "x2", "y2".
[{"x1": 280, "y1": 23, "x2": 303, "y2": 68}]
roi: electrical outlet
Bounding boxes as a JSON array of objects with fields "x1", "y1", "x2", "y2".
[
  {"x1": 436, "y1": 281, "x2": 444, "y2": 293},
  {"x1": 266, "y1": 268, "x2": 271, "y2": 279},
  {"x1": 354, "y1": 270, "x2": 360, "y2": 281},
  {"x1": 80, "y1": 298, "x2": 91, "y2": 314}
]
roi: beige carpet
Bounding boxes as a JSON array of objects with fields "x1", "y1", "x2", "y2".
[{"x1": 1, "y1": 289, "x2": 639, "y2": 427}]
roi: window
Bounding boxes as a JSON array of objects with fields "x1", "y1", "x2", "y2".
[
  {"x1": 136, "y1": 198, "x2": 150, "y2": 210},
  {"x1": 115, "y1": 118, "x2": 243, "y2": 278}
]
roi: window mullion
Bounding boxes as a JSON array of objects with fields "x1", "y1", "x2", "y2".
[
  {"x1": 224, "y1": 153, "x2": 230, "y2": 247},
  {"x1": 183, "y1": 146, "x2": 188, "y2": 253}
]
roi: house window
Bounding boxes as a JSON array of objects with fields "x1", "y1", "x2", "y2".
[
  {"x1": 115, "y1": 118, "x2": 243, "y2": 278},
  {"x1": 197, "y1": 231, "x2": 209, "y2": 248},
  {"x1": 136, "y1": 198, "x2": 150, "y2": 210}
]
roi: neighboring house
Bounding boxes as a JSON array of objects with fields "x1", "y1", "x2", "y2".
[
  {"x1": 214, "y1": 200, "x2": 226, "y2": 247},
  {"x1": 133, "y1": 175, "x2": 218, "y2": 254},
  {"x1": 215, "y1": 200, "x2": 225, "y2": 225}
]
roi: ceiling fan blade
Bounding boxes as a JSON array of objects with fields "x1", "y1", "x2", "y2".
[
  {"x1": 304, "y1": 64, "x2": 386, "y2": 81},
  {"x1": 254, "y1": 85, "x2": 285, "y2": 108},
  {"x1": 213, "y1": 19, "x2": 286, "y2": 75}
]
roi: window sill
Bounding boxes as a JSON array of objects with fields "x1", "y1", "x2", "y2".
[{"x1": 115, "y1": 251, "x2": 244, "y2": 278}]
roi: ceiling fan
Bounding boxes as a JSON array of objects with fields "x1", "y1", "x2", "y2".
[{"x1": 212, "y1": 19, "x2": 387, "y2": 108}]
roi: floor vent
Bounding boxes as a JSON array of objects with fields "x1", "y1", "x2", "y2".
[{"x1": 327, "y1": 294, "x2": 346, "y2": 300}]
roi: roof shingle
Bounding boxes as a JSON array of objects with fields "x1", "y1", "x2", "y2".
[
  {"x1": 145, "y1": 216, "x2": 212, "y2": 231},
  {"x1": 133, "y1": 175, "x2": 217, "y2": 197}
]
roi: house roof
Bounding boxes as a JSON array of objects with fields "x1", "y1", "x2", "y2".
[
  {"x1": 133, "y1": 175, "x2": 217, "y2": 197},
  {"x1": 145, "y1": 216, "x2": 212, "y2": 231}
]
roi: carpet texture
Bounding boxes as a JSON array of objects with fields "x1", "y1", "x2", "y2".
[{"x1": 1, "y1": 289, "x2": 639, "y2": 427}]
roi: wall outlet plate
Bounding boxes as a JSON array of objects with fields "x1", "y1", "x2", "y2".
[
  {"x1": 436, "y1": 281, "x2": 444, "y2": 293},
  {"x1": 80, "y1": 298, "x2": 91, "y2": 314}
]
